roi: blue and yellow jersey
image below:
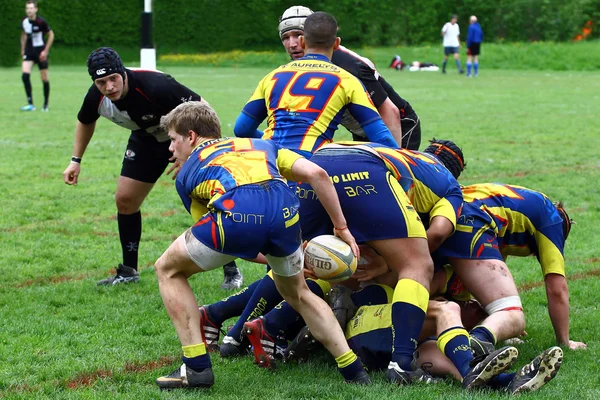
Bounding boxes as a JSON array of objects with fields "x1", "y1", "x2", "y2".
[
  {"x1": 321, "y1": 141, "x2": 463, "y2": 229},
  {"x1": 240, "y1": 54, "x2": 388, "y2": 158},
  {"x1": 176, "y1": 138, "x2": 302, "y2": 221},
  {"x1": 462, "y1": 183, "x2": 567, "y2": 276}
]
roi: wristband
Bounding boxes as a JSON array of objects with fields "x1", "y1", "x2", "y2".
[{"x1": 71, "y1": 156, "x2": 82, "y2": 164}]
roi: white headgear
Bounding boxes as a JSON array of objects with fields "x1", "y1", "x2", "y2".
[{"x1": 278, "y1": 5, "x2": 314, "y2": 38}]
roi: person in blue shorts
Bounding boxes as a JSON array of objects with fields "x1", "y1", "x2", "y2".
[
  {"x1": 436, "y1": 183, "x2": 587, "y2": 354},
  {"x1": 153, "y1": 101, "x2": 370, "y2": 389}
]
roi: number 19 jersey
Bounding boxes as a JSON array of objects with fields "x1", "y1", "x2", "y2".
[{"x1": 241, "y1": 54, "x2": 383, "y2": 157}]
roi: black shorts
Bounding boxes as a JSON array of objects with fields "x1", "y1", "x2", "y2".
[
  {"x1": 400, "y1": 109, "x2": 421, "y2": 150},
  {"x1": 23, "y1": 47, "x2": 48, "y2": 70},
  {"x1": 467, "y1": 43, "x2": 481, "y2": 56},
  {"x1": 120, "y1": 130, "x2": 172, "y2": 183}
]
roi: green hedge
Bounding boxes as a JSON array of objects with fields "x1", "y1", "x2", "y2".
[{"x1": 1, "y1": 0, "x2": 599, "y2": 67}]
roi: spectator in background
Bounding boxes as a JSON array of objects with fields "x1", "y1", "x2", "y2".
[
  {"x1": 466, "y1": 15, "x2": 484, "y2": 77},
  {"x1": 441, "y1": 15, "x2": 463, "y2": 74}
]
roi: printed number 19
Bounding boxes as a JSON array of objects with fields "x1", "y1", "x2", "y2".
[{"x1": 269, "y1": 71, "x2": 341, "y2": 115}]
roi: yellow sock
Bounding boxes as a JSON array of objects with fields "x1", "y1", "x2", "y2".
[
  {"x1": 335, "y1": 350, "x2": 357, "y2": 368},
  {"x1": 182, "y1": 343, "x2": 207, "y2": 358},
  {"x1": 392, "y1": 279, "x2": 429, "y2": 312}
]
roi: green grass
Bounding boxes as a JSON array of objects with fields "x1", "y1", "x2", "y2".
[
  {"x1": 25, "y1": 40, "x2": 600, "y2": 71},
  {"x1": 1, "y1": 65, "x2": 599, "y2": 399}
]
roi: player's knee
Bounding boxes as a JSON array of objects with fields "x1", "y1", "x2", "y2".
[
  {"x1": 115, "y1": 194, "x2": 140, "y2": 214},
  {"x1": 440, "y1": 299, "x2": 461, "y2": 317},
  {"x1": 485, "y1": 295, "x2": 525, "y2": 332}
]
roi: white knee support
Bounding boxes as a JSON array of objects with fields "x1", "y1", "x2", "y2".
[{"x1": 484, "y1": 296, "x2": 523, "y2": 314}]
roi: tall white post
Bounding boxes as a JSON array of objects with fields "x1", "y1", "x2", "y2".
[{"x1": 140, "y1": 0, "x2": 156, "y2": 69}]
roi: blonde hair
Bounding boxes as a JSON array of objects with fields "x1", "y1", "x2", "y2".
[{"x1": 160, "y1": 101, "x2": 221, "y2": 139}]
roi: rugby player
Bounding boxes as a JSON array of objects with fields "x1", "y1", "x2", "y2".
[
  {"x1": 250, "y1": 268, "x2": 563, "y2": 394},
  {"x1": 234, "y1": 12, "x2": 399, "y2": 156},
  {"x1": 154, "y1": 101, "x2": 369, "y2": 389},
  {"x1": 20, "y1": 0, "x2": 54, "y2": 112},
  {"x1": 205, "y1": 138, "x2": 464, "y2": 358},
  {"x1": 276, "y1": 6, "x2": 422, "y2": 150},
  {"x1": 62, "y1": 47, "x2": 243, "y2": 287},
  {"x1": 287, "y1": 140, "x2": 460, "y2": 385},
  {"x1": 436, "y1": 183, "x2": 587, "y2": 352}
]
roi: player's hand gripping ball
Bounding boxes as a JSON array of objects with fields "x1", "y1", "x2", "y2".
[{"x1": 304, "y1": 235, "x2": 358, "y2": 282}]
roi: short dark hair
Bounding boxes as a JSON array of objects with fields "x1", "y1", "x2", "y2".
[
  {"x1": 423, "y1": 138, "x2": 466, "y2": 179},
  {"x1": 26, "y1": 0, "x2": 38, "y2": 6},
  {"x1": 554, "y1": 201, "x2": 574, "y2": 241},
  {"x1": 303, "y1": 11, "x2": 338, "y2": 49}
]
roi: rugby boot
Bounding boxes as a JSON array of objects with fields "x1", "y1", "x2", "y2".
[
  {"x1": 385, "y1": 361, "x2": 441, "y2": 385},
  {"x1": 219, "y1": 335, "x2": 251, "y2": 358},
  {"x1": 329, "y1": 285, "x2": 357, "y2": 329},
  {"x1": 155, "y1": 363, "x2": 214, "y2": 390},
  {"x1": 507, "y1": 346, "x2": 563, "y2": 395},
  {"x1": 470, "y1": 336, "x2": 496, "y2": 357},
  {"x1": 284, "y1": 325, "x2": 319, "y2": 363},
  {"x1": 96, "y1": 264, "x2": 140, "y2": 285},
  {"x1": 20, "y1": 104, "x2": 36, "y2": 111},
  {"x1": 346, "y1": 369, "x2": 372, "y2": 385},
  {"x1": 244, "y1": 317, "x2": 286, "y2": 369},
  {"x1": 199, "y1": 306, "x2": 222, "y2": 352},
  {"x1": 221, "y1": 262, "x2": 243, "y2": 290},
  {"x1": 463, "y1": 346, "x2": 519, "y2": 390}
]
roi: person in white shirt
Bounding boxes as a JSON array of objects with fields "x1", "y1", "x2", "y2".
[{"x1": 441, "y1": 14, "x2": 464, "y2": 74}]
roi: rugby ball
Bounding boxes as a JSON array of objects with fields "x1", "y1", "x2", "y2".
[{"x1": 304, "y1": 235, "x2": 357, "y2": 282}]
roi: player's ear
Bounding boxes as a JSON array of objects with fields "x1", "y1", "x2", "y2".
[
  {"x1": 299, "y1": 35, "x2": 306, "y2": 49},
  {"x1": 188, "y1": 130, "x2": 198, "y2": 144},
  {"x1": 333, "y1": 37, "x2": 341, "y2": 51}
]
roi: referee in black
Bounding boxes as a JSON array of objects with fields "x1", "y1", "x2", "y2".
[{"x1": 63, "y1": 47, "x2": 243, "y2": 287}]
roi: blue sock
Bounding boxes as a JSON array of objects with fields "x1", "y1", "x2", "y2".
[
  {"x1": 263, "y1": 279, "x2": 327, "y2": 340},
  {"x1": 437, "y1": 327, "x2": 473, "y2": 377},
  {"x1": 182, "y1": 354, "x2": 212, "y2": 370},
  {"x1": 470, "y1": 325, "x2": 496, "y2": 345},
  {"x1": 182, "y1": 343, "x2": 212, "y2": 370},
  {"x1": 466, "y1": 62, "x2": 472, "y2": 75},
  {"x1": 442, "y1": 60, "x2": 448, "y2": 71},
  {"x1": 336, "y1": 352, "x2": 365, "y2": 381},
  {"x1": 474, "y1": 62, "x2": 479, "y2": 75},
  {"x1": 207, "y1": 279, "x2": 261, "y2": 325},
  {"x1": 228, "y1": 273, "x2": 282, "y2": 341},
  {"x1": 456, "y1": 59, "x2": 462, "y2": 71},
  {"x1": 391, "y1": 280, "x2": 428, "y2": 370},
  {"x1": 351, "y1": 284, "x2": 391, "y2": 307},
  {"x1": 488, "y1": 372, "x2": 516, "y2": 389}
]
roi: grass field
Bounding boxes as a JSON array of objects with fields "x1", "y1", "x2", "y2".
[{"x1": 1, "y1": 64, "x2": 599, "y2": 399}]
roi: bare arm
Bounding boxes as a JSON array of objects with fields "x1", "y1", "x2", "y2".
[
  {"x1": 544, "y1": 273, "x2": 587, "y2": 349},
  {"x1": 62, "y1": 121, "x2": 96, "y2": 185},
  {"x1": 427, "y1": 216, "x2": 454, "y2": 252},
  {"x1": 290, "y1": 158, "x2": 359, "y2": 258},
  {"x1": 44, "y1": 30, "x2": 54, "y2": 52},
  {"x1": 20, "y1": 32, "x2": 26, "y2": 56},
  {"x1": 39, "y1": 30, "x2": 54, "y2": 62},
  {"x1": 377, "y1": 98, "x2": 403, "y2": 147}
]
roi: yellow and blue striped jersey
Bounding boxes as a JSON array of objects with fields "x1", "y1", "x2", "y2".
[
  {"x1": 176, "y1": 138, "x2": 302, "y2": 220},
  {"x1": 462, "y1": 183, "x2": 567, "y2": 276},
  {"x1": 322, "y1": 141, "x2": 463, "y2": 229},
  {"x1": 240, "y1": 54, "x2": 387, "y2": 158}
]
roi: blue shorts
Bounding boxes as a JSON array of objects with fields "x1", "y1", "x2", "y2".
[
  {"x1": 444, "y1": 46, "x2": 459, "y2": 55},
  {"x1": 299, "y1": 149, "x2": 426, "y2": 243},
  {"x1": 435, "y1": 202, "x2": 502, "y2": 261},
  {"x1": 191, "y1": 180, "x2": 301, "y2": 259}
]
